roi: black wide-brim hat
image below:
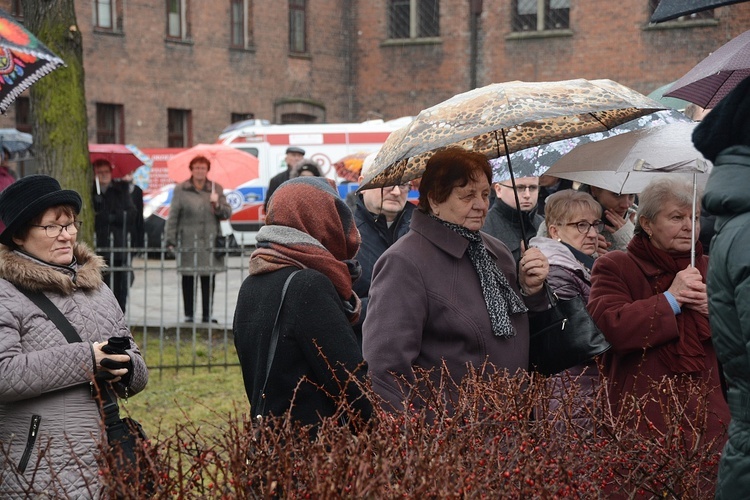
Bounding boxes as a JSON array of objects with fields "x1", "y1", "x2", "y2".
[{"x1": 0, "y1": 175, "x2": 82, "y2": 246}]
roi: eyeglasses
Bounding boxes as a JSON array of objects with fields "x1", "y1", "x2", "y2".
[
  {"x1": 565, "y1": 220, "x2": 605, "y2": 234},
  {"x1": 498, "y1": 183, "x2": 539, "y2": 193},
  {"x1": 387, "y1": 182, "x2": 412, "y2": 192},
  {"x1": 31, "y1": 221, "x2": 83, "y2": 238}
]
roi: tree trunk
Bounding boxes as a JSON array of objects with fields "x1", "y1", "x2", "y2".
[{"x1": 22, "y1": 0, "x2": 94, "y2": 245}]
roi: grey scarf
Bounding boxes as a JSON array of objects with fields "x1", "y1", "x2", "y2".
[{"x1": 430, "y1": 214, "x2": 527, "y2": 338}]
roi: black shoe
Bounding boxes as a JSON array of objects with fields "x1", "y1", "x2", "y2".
[
  {"x1": 202, "y1": 316, "x2": 219, "y2": 324},
  {"x1": 184, "y1": 316, "x2": 194, "y2": 323}
]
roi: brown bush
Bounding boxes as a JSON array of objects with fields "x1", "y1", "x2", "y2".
[{"x1": 4, "y1": 366, "x2": 724, "y2": 498}]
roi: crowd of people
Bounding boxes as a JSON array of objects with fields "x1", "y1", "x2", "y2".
[{"x1": 1, "y1": 76, "x2": 749, "y2": 496}]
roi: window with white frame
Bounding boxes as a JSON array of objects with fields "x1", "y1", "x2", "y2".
[
  {"x1": 289, "y1": 0, "x2": 306, "y2": 53},
  {"x1": 388, "y1": 0, "x2": 439, "y2": 39},
  {"x1": 95, "y1": 0, "x2": 113, "y2": 29},
  {"x1": 167, "y1": 0, "x2": 188, "y2": 39},
  {"x1": 512, "y1": 0, "x2": 570, "y2": 32},
  {"x1": 231, "y1": 0, "x2": 253, "y2": 48},
  {"x1": 168, "y1": 108, "x2": 192, "y2": 147}
]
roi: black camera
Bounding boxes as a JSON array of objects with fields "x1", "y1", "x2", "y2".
[{"x1": 102, "y1": 336, "x2": 131, "y2": 355}]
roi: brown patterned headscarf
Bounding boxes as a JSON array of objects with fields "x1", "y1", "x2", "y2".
[{"x1": 249, "y1": 177, "x2": 362, "y2": 322}]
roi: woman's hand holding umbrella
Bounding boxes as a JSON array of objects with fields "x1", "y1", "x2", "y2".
[
  {"x1": 668, "y1": 267, "x2": 709, "y2": 316},
  {"x1": 518, "y1": 244, "x2": 549, "y2": 295}
]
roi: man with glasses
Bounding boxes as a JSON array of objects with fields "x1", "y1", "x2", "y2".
[
  {"x1": 352, "y1": 151, "x2": 416, "y2": 346},
  {"x1": 482, "y1": 175, "x2": 543, "y2": 262},
  {"x1": 92, "y1": 159, "x2": 137, "y2": 312}
]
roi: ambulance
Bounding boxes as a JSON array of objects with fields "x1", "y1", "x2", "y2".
[
  {"x1": 216, "y1": 116, "x2": 412, "y2": 245},
  {"x1": 141, "y1": 117, "x2": 412, "y2": 248}
]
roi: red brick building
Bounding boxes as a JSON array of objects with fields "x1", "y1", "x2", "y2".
[{"x1": 1, "y1": 1, "x2": 748, "y2": 148}]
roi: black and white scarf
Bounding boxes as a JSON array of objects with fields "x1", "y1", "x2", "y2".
[{"x1": 430, "y1": 214, "x2": 528, "y2": 338}]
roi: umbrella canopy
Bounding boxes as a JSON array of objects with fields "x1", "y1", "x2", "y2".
[
  {"x1": 489, "y1": 109, "x2": 689, "y2": 183},
  {"x1": 650, "y1": 0, "x2": 750, "y2": 23},
  {"x1": 89, "y1": 144, "x2": 152, "y2": 178},
  {"x1": 0, "y1": 9, "x2": 65, "y2": 114},
  {"x1": 359, "y1": 78, "x2": 667, "y2": 190},
  {"x1": 544, "y1": 122, "x2": 711, "y2": 194},
  {"x1": 0, "y1": 127, "x2": 31, "y2": 157},
  {"x1": 545, "y1": 121, "x2": 711, "y2": 265},
  {"x1": 664, "y1": 29, "x2": 750, "y2": 109},
  {"x1": 647, "y1": 82, "x2": 692, "y2": 111},
  {"x1": 167, "y1": 144, "x2": 259, "y2": 189},
  {"x1": 333, "y1": 151, "x2": 372, "y2": 183}
]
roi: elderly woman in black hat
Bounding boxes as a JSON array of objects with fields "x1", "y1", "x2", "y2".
[{"x1": 0, "y1": 175, "x2": 148, "y2": 498}]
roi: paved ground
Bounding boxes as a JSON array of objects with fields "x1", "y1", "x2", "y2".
[{"x1": 125, "y1": 254, "x2": 250, "y2": 329}]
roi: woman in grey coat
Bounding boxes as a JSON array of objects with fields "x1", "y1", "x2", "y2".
[
  {"x1": 0, "y1": 175, "x2": 149, "y2": 498},
  {"x1": 165, "y1": 155, "x2": 232, "y2": 323}
]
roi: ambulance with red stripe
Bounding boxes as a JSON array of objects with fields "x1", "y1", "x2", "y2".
[{"x1": 215, "y1": 117, "x2": 412, "y2": 245}]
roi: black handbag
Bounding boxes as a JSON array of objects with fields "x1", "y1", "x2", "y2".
[
  {"x1": 214, "y1": 234, "x2": 228, "y2": 258},
  {"x1": 17, "y1": 287, "x2": 155, "y2": 491},
  {"x1": 528, "y1": 284, "x2": 611, "y2": 376}
]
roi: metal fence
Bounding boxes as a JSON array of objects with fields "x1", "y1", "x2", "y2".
[{"x1": 96, "y1": 238, "x2": 252, "y2": 375}]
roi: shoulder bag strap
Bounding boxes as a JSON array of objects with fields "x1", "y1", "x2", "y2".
[
  {"x1": 256, "y1": 269, "x2": 301, "y2": 418},
  {"x1": 17, "y1": 288, "x2": 82, "y2": 343},
  {"x1": 16, "y1": 286, "x2": 123, "y2": 430}
]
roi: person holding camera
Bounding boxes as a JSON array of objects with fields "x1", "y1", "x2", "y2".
[{"x1": 0, "y1": 175, "x2": 149, "y2": 498}]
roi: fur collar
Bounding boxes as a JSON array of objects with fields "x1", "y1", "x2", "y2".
[{"x1": 0, "y1": 243, "x2": 105, "y2": 294}]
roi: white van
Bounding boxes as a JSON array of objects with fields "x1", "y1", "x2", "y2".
[{"x1": 216, "y1": 117, "x2": 412, "y2": 245}]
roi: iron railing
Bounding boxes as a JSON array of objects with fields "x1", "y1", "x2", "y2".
[{"x1": 96, "y1": 235, "x2": 250, "y2": 375}]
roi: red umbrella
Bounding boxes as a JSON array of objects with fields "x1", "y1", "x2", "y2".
[
  {"x1": 0, "y1": 8, "x2": 65, "y2": 113},
  {"x1": 166, "y1": 144, "x2": 259, "y2": 189},
  {"x1": 664, "y1": 29, "x2": 750, "y2": 109},
  {"x1": 89, "y1": 144, "x2": 152, "y2": 178}
]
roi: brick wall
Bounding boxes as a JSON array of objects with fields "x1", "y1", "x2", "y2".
[{"x1": 1, "y1": 0, "x2": 749, "y2": 147}]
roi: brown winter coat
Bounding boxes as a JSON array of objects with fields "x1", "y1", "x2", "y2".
[
  {"x1": 362, "y1": 210, "x2": 547, "y2": 412},
  {"x1": 165, "y1": 179, "x2": 232, "y2": 275},
  {"x1": 0, "y1": 244, "x2": 149, "y2": 499}
]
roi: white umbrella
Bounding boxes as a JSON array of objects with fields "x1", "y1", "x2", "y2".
[{"x1": 545, "y1": 121, "x2": 712, "y2": 266}]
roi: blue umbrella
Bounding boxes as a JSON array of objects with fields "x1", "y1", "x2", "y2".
[{"x1": 0, "y1": 127, "x2": 32, "y2": 158}]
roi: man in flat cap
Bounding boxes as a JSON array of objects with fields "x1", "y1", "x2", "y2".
[{"x1": 264, "y1": 146, "x2": 306, "y2": 214}]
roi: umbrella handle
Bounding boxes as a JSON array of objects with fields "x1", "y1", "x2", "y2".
[
  {"x1": 691, "y1": 172, "x2": 697, "y2": 268},
  {"x1": 497, "y1": 130, "x2": 529, "y2": 249}
]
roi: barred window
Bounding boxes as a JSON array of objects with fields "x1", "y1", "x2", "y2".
[
  {"x1": 511, "y1": 0, "x2": 570, "y2": 32},
  {"x1": 648, "y1": 0, "x2": 713, "y2": 21},
  {"x1": 388, "y1": 0, "x2": 439, "y2": 39}
]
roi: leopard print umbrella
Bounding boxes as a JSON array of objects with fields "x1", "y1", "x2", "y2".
[{"x1": 359, "y1": 79, "x2": 667, "y2": 190}]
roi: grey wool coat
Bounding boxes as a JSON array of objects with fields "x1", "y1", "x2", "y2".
[
  {"x1": 165, "y1": 179, "x2": 232, "y2": 275},
  {"x1": 0, "y1": 244, "x2": 149, "y2": 499}
]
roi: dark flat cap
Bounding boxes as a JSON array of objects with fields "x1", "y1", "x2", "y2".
[{"x1": 286, "y1": 146, "x2": 305, "y2": 155}]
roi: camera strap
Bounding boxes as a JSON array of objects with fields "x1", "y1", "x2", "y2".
[{"x1": 16, "y1": 286, "x2": 124, "y2": 432}]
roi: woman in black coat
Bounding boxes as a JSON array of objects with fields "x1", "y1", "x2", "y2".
[{"x1": 234, "y1": 177, "x2": 372, "y2": 430}]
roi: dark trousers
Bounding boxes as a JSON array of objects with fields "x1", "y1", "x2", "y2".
[{"x1": 181, "y1": 275, "x2": 215, "y2": 320}]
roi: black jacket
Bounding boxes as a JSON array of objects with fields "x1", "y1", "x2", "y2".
[
  {"x1": 233, "y1": 267, "x2": 372, "y2": 429},
  {"x1": 93, "y1": 180, "x2": 136, "y2": 264},
  {"x1": 352, "y1": 196, "x2": 415, "y2": 340},
  {"x1": 481, "y1": 199, "x2": 543, "y2": 262},
  {"x1": 264, "y1": 169, "x2": 291, "y2": 213}
]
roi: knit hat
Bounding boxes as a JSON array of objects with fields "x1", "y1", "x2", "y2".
[
  {"x1": 0, "y1": 175, "x2": 82, "y2": 245},
  {"x1": 296, "y1": 161, "x2": 321, "y2": 177},
  {"x1": 692, "y1": 74, "x2": 750, "y2": 163}
]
